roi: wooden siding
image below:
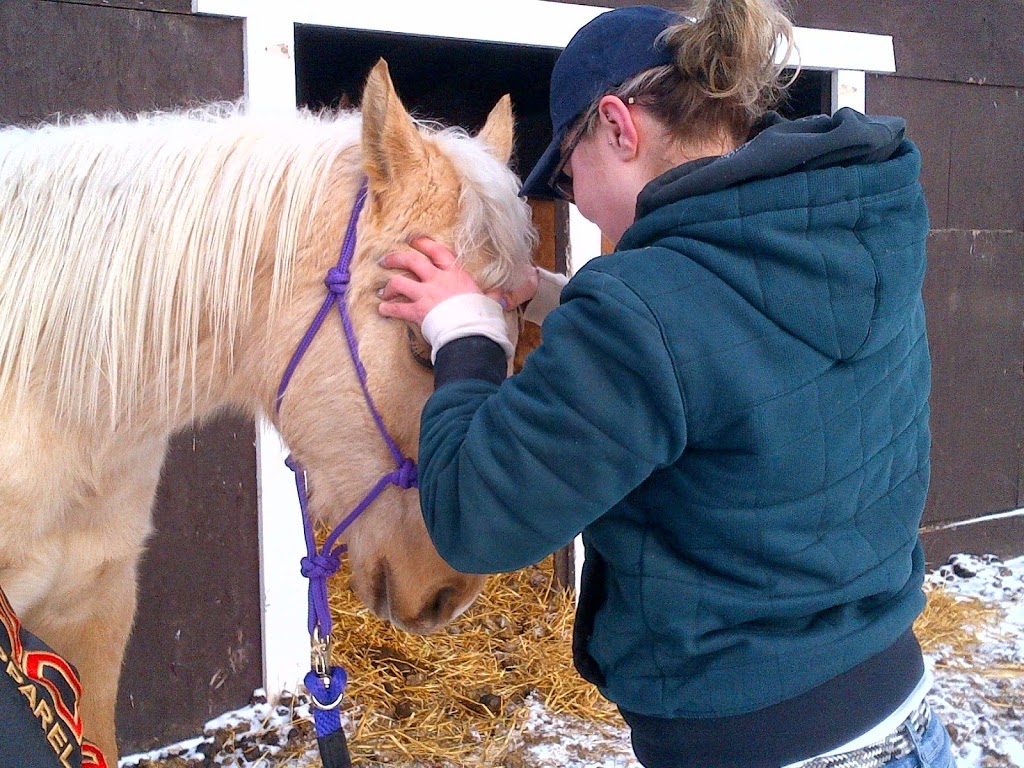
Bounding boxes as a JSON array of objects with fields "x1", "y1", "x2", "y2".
[
  {"x1": 118, "y1": 416, "x2": 262, "y2": 752},
  {"x1": 922, "y1": 231, "x2": 1024, "y2": 517},
  {"x1": 41, "y1": 0, "x2": 194, "y2": 14},
  {"x1": 865, "y1": 75, "x2": 1024, "y2": 562},
  {"x1": 789, "y1": 0, "x2": 1024, "y2": 88},
  {"x1": 2, "y1": 0, "x2": 243, "y2": 123},
  {"x1": 795, "y1": 2, "x2": 1024, "y2": 560}
]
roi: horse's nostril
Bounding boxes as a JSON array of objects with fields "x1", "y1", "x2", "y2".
[
  {"x1": 371, "y1": 562, "x2": 391, "y2": 618},
  {"x1": 422, "y1": 585, "x2": 457, "y2": 624}
]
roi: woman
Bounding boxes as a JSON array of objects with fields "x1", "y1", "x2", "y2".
[{"x1": 378, "y1": 3, "x2": 957, "y2": 767}]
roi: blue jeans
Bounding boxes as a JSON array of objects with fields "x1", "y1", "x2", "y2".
[{"x1": 882, "y1": 711, "x2": 958, "y2": 768}]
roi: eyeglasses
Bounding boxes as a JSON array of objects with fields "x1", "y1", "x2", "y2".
[{"x1": 546, "y1": 103, "x2": 599, "y2": 203}]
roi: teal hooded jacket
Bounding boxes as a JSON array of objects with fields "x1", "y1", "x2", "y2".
[{"x1": 418, "y1": 108, "x2": 932, "y2": 719}]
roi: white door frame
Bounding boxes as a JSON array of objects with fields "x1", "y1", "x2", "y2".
[{"x1": 191, "y1": 0, "x2": 896, "y2": 701}]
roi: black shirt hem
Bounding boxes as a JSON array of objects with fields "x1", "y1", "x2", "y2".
[{"x1": 619, "y1": 630, "x2": 925, "y2": 768}]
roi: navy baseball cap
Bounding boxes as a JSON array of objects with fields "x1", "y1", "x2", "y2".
[{"x1": 520, "y1": 5, "x2": 678, "y2": 198}]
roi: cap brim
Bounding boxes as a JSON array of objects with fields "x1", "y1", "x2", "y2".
[{"x1": 519, "y1": 129, "x2": 567, "y2": 199}]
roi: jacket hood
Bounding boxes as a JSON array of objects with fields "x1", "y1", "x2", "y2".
[{"x1": 620, "y1": 108, "x2": 929, "y2": 363}]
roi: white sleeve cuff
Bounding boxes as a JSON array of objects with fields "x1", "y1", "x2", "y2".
[
  {"x1": 523, "y1": 268, "x2": 569, "y2": 326},
  {"x1": 421, "y1": 293, "x2": 515, "y2": 364}
]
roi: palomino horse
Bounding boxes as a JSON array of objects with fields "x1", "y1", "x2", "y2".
[{"x1": 0, "y1": 60, "x2": 537, "y2": 761}]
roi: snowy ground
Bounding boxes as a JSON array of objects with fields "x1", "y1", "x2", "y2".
[
  {"x1": 925, "y1": 554, "x2": 1024, "y2": 768},
  {"x1": 122, "y1": 553, "x2": 1024, "y2": 768}
]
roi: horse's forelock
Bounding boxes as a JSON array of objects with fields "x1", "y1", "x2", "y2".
[{"x1": 431, "y1": 128, "x2": 538, "y2": 290}]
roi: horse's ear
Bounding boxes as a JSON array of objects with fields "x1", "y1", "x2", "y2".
[
  {"x1": 477, "y1": 95, "x2": 514, "y2": 166},
  {"x1": 361, "y1": 59, "x2": 427, "y2": 189}
]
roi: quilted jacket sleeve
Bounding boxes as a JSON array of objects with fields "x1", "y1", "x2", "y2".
[{"x1": 418, "y1": 267, "x2": 688, "y2": 574}]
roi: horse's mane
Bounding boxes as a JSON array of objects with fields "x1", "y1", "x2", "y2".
[
  {"x1": 433, "y1": 126, "x2": 538, "y2": 293},
  {"x1": 0, "y1": 103, "x2": 534, "y2": 423}
]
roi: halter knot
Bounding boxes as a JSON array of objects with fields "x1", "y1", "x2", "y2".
[
  {"x1": 300, "y1": 553, "x2": 341, "y2": 580},
  {"x1": 324, "y1": 266, "x2": 351, "y2": 295},
  {"x1": 392, "y1": 458, "x2": 418, "y2": 490}
]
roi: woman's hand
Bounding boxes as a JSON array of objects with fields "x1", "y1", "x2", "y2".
[
  {"x1": 377, "y1": 237, "x2": 540, "y2": 326},
  {"x1": 497, "y1": 265, "x2": 540, "y2": 311},
  {"x1": 377, "y1": 238, "x2": 484, "y2": 326}
]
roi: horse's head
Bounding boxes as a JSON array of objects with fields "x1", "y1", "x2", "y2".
[{"x1": 267, "y1": 60, "x2": 536, "y2": 634}]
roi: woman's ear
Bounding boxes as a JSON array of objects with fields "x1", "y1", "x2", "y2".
[{"x1": 596, "y1": 95, "x2": 640, "y2": 160}]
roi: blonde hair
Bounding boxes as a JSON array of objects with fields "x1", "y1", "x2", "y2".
[
  {"x1": 582, "y1": 0, "x2": 796, "y2": 146},
  {"x1": 435, "y1": 127, "x2": 539, "y2": 292}
]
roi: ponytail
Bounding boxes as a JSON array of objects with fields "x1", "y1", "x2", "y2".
[{"x1": 664, "y1": 0, "x2": 795, "y2": 116}]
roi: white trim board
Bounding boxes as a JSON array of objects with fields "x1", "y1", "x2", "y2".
[
  {"x1": 197, "y1": 0, "x2": 607, "y2": 50},
  {"x1": 193, "y1": 0, "x2": 897, "y2": 112},
  {"x1": 255, "y1": 419, "x2": 310, "y2": 700},
  {"x1": 922, "y1": 507, "x2": 1024, "y2": 534},
  {"x1": 201, "y1": 0, "x2": 897, "y2": 699},
  {"x1": 195, "y1": 0, "x2": 895, "y2": 73}
]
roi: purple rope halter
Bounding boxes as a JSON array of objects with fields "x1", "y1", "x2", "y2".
[{"x1": 274, "y1": 178, "x2": 418, "y2": 723}]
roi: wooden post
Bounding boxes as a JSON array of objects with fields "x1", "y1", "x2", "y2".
[{"x1": 519, "y1": 199, "x2": 576, "y2": 591}]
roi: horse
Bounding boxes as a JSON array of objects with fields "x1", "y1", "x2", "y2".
[{"x1": 0, "y1": 59, "x2": 538, "y2": 762}]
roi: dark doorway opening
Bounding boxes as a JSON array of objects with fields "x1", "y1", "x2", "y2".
[
  {"x1": 295, "y1": 26, "x2": 559, "y2": 181},
  {"x1": 295, "y1": 27, "x2": 831, "y2": 182},
  {"x1": 780, "y1": 69, "x2": 832, "y2": 119}
]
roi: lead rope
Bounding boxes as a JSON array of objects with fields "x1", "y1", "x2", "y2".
[{"x1": 275, "y1": 179, "x2": 418, "y2": 767}]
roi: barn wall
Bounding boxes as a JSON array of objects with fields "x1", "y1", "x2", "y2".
[
  {"x1": 791, "y1": 1, "x2": 1024, "y2": 563},
  {"x1": 865, "y1": 76, "x2": 1024, "y2": 563},
  {"x1": 3, "y1": 0, "x2": 242, "y2": 121},
  {"x1": 550, "y1": 0, "x2": 1024, "y2": 563},
  {"x1": 0, "y1": 0, "x2": 259, "y2": 754}
]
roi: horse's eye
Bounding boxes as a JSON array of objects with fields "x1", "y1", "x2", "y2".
[{"x1": 406, "y1": 325, "x2": 433, "y2": 370}]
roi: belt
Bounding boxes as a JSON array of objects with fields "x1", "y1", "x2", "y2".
[{"x1": 798, "y1": 700, "x2": 931, "y2": 768}]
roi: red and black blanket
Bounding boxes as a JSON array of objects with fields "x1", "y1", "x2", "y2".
[{"x1": 0, "y1": 586, "x2": 106, "y2": 767}]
